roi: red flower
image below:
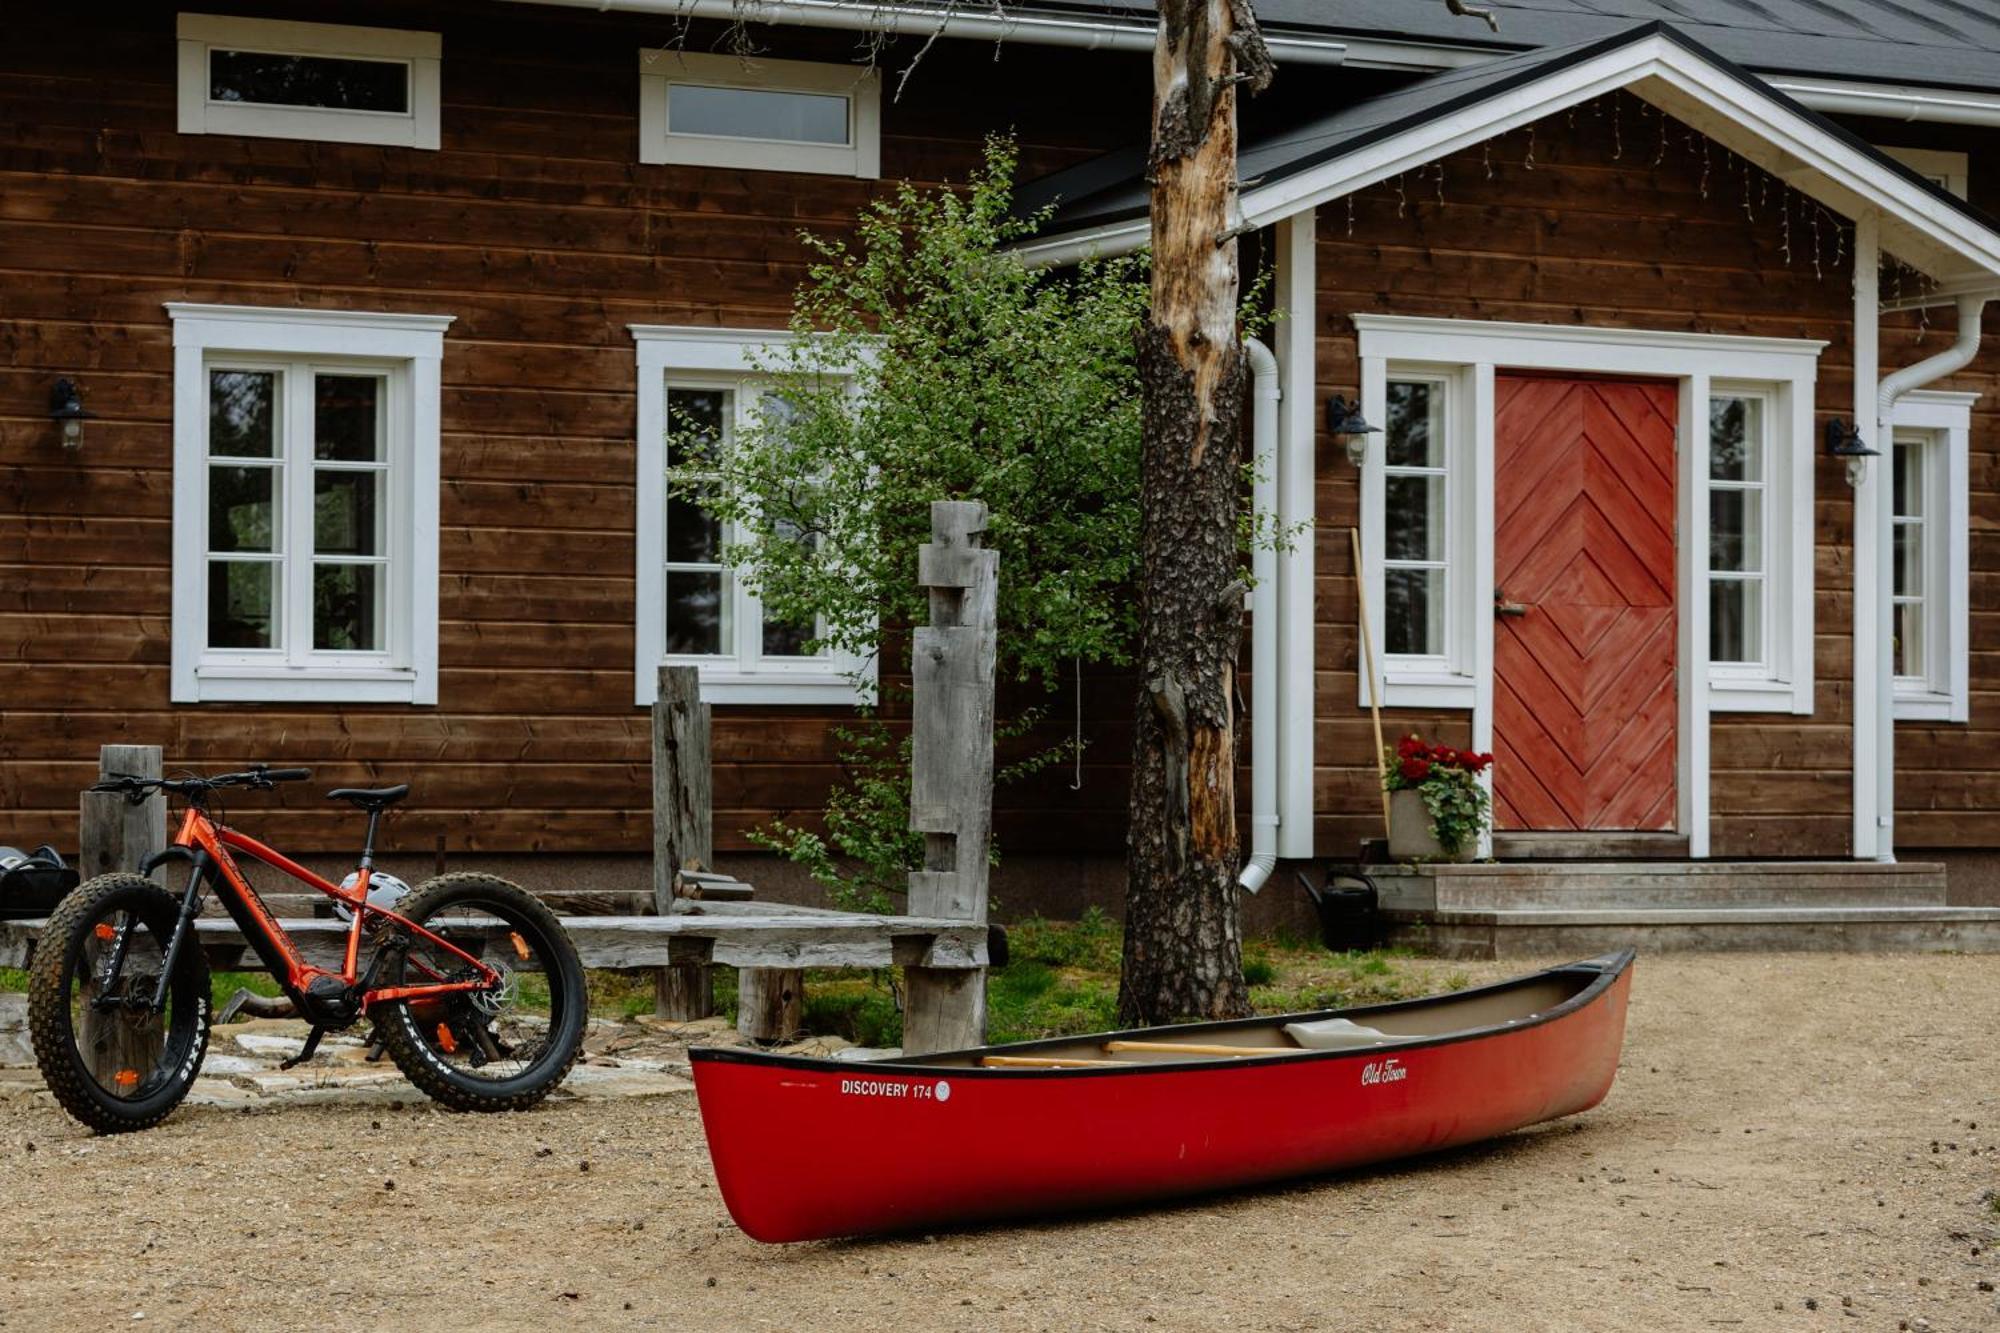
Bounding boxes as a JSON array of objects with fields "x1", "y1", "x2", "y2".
[
  {"x1": 1397, "y1": 735, "x2": 1424, "y2": 760},
  {"x1": 1400, "y1": 757, "x2": 1431, "y2": 781}
]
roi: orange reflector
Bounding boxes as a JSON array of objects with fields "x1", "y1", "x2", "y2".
[
  {"x1": 435, "y1": 1023, "x2": 458, "y2": 1054},
  {"x1": 113, "y1": 1069, "x2": 140, "y2": 1088},
  {"x1": 94, "y1": 923, "x2": 117, "y2": 941},
  {"x1": 509, "y1": 931, "x2": 530, "y2": 961}
]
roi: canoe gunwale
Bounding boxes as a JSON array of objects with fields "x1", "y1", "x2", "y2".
[{"x1": 689, "y1": 949, "x2": 1636, "y2": 1079}]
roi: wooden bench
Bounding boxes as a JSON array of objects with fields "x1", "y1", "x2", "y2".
[{"x1": 0, "y1": 899, "x2": 989, "y2": 987}]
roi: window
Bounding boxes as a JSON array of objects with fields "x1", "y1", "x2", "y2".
[
  {"x1": 637, "y1": 51, "x2": 880, "y2": 178},
  {"x1": 1890, "y1": 391, "x2": 1975, "y2": 722},
  {"x1": 177, "y1": 14, "x2": 441, "y2": 149},
  {"x1": 631, "y1": 327, "x2": 870, "y2": 705},
  {"x1": 1703, "y1": 382, "x2": 1811, "y2": 714},
  {"x1": 1359, "y1": 362, "x2": 1475, "y2": 707},
  {"x1": 1382, "y1": 377, "x2": 1452, "y2": 660},
  {"x1": 168, "y1": 305, "x2": 450, "y2": 703},
  {"x1": 1707, "y1": 392, "x2": 1769, "y2": 668},
  {"x1": 1880, "y1": 146, "x2": 1970, "y2": 200}
]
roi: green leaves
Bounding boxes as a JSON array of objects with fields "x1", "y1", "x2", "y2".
[{"x1": 692, "y1": 136, "x2": 1148, "y2": 689}]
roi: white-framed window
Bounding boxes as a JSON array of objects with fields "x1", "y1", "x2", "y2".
[
  {"x1": 1703, "y1": 381, "x2": 1810, "y2": 713},
  {"x1": 1706, "y1": 388, "x2": 1773, "y2": 671},
  {"x1": 1377, "y1": 370, "x2": 1472, "y2": 695},
  {"x1": 630, "y1": 326, "x2": 871, "y2": 706},
  {"x1": 1890, "y1": 391, "x2": 1975, "y2": 722},
  {"x1": 637, "y1": 50, "x2": 880, "y2": 178},
  {"x1": 1880, "y1": 146, "x2": 1970, "y2": 200},
  {"x1": 176, "y1": 14, "x2": 441, "y2": 150},
  {"x1": 167, "y1": 304, "x2": 450, "y2": 704}
]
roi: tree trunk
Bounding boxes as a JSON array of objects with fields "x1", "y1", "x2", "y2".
[{"x1": 1120, "y1": 0, "x2": 1271, "y2": 1027}]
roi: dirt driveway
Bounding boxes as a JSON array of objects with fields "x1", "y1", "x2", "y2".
[{"x1": 0, "y1": 953, "x2": 1994, "y2": 1332}]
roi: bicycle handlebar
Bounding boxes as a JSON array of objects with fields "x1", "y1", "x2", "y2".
[{"x1": 88, "y1": 766, "x2": 314, "y2": 802}]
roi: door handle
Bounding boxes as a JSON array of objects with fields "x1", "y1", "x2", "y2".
[{"x1": 1494, "y1": 589, "x2": 1529, "y2": 618}]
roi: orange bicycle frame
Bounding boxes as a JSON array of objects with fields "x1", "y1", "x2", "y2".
[{"x1": 172, "y1": 806, "x2": 499, "y2": 1009}]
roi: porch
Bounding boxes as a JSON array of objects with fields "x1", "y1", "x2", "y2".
[{"x1": 1372, "y1": 857, "x2": 2000, "y2": 958}]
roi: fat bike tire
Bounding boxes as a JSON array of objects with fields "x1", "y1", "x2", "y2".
[
  {"x1": 374, "y1": 873, "x2": 586, "y2": 1113},
  {"x1": 27, "y1": 873, "x2": 212, "y2": 1134}
]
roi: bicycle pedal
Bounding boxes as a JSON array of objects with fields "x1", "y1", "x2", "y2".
[{"x1": 278, "y1": 1026, "x2": 327, "y2": 1071}]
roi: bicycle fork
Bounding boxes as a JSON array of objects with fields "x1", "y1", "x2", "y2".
[{"x1": 94, "y1": 853, "x2": 211, "y2": 1016}]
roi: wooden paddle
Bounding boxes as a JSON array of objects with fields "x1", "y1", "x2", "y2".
[
  {"x1": 1105, "y1": 1040, "x2": 1302, "y2": 1057},
  {"x1": 1350, "y1": 526, "x2": 1393, "y2": 840}
]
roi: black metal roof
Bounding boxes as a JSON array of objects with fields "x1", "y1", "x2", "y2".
[
  {"x1": 1017, "y1": 0, "x2": 2000, "y2": 93},
  {"x1": 1019, "y1": 21, "x2": 2000, "y2": 246}
]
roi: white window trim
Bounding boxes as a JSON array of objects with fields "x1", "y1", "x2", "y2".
[
  {"x1": 1879, "y1": 146, "x2": 1970, "y2": 201},
  {"x1": 630, "y1": 325, "x2": 873, "y2": 707},
  {"x1": 1355, "y1": 315, "x2": 1827, "y2": 859},
  {"x1": 637, "y1": 50, "x2": 880, "y2": 178},
  {"x1": 177, "y1": 14, "x2": 441, "y2": 150},
  {"x1": 1891, "y1": 390, "x2": 1976, "y2": 723},
  {"x1": 167, "y1": 303, "x2": 451, "y2": 704},
  {"x1": 1705, "y1": 380, "x2": 1807, "y2": 712},
  {"x1": 1361, "y1": 365, "x2": 1477, "y2": 708}
]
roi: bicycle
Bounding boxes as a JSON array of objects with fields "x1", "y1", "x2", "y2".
[{"x1": 28, "y1": 765, "x2": 587, "y2": 1133}]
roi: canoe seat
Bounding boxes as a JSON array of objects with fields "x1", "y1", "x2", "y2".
[{"x1": 1282, "y1": 1017, "x2": 1395, "y2": 1049}]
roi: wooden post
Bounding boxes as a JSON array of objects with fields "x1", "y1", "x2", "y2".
[
  {"x1": 652, "y1": 666, "x2": 715, "y2": 1020},
  {"x1": 79, "y1": 744, "x2": 166, "y2": 885},
  {"x1": 903, "y1": 500, "x2": 998, "y2": 1053},
  {"x1": 76, "y1": 746, "x2": 169, "y2": 1083},
  {"x1": 736, "y1": 967, "x2": 804, "y2": 1042}
]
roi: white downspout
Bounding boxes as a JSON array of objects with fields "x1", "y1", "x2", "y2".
[
  {"x1": 1239, "y1": 337, "x2": 1281, "y2": 892},
  {"x1": 1868, "y1": 294, "x2": 1989, "y2": 863}
]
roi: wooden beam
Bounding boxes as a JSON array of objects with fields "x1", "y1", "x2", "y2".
[
  {"x1": 979, "y1": 1054, "x2": 1128, "y2": 1069},
  {"x1": 0, "y1": 913, "x2": 991, "y2": 974},
  {"x1": 79, "y1": 744, "x2": 165, "y2": 885},
  {"x1": 652, "y1": 665, "x2": 714, "y2": 1020}
]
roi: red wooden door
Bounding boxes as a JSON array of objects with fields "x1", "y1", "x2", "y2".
[{"x1": 1493, "y1": 375, "x2": 1676, "y2": 831}]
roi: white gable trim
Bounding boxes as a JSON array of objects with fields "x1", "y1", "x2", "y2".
[{"x1": 1020, "y1": 29, "x2": 2000, "y2": 284}]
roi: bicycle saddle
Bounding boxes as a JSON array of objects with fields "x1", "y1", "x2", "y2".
[{"x1": 326, "y1": 784, "x2": 409, "y2": 812}]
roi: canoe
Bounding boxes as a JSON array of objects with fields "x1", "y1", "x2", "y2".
[{"x1": 690, "y1": 950, "x2": 1634, "y2": 1243}]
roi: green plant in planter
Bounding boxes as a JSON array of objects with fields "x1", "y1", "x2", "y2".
[{"x1": 1383, "y1": 735, "x2": 1494, "y2": 857}]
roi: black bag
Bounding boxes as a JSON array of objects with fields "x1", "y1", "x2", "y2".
[{"x1": 0, "y1": 845, "x2": 80, "y2": 920}]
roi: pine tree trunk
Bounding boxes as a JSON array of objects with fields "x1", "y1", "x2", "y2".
[{"x1": 1119, "y1": 0, "x2": 1271, "y2": 1027}]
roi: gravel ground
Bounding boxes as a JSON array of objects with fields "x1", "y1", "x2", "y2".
[{"x1": 0, "y1": 953, "x2": 1995, "y2": 1332}]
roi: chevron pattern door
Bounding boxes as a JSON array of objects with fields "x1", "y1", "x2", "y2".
[{"x1": 1493, "y1": 375, "x2": 1677, "y2": 831}]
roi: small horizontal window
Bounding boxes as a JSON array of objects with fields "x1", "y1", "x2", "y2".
[
  {"x1": 638, "y1": 51, "x2": 880, "y2": 179},
  {"x1": 668, "y1": 84, "x2": 849, "y2": 146},
  {"x1": 177, "y1": 14, "x2": 440, "y2": 150},
  {"x1": 209, "y1": 49, "x2": 411, "y2": 114}
]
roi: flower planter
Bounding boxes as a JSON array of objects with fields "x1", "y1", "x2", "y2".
[{"x1": 1387, "y1": 788, "x2": 1475, "y2": 863}]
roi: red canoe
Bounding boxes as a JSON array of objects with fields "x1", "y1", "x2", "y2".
[{"x1": 691, "y1": 951, "x2": 1634, "y2": 1243}]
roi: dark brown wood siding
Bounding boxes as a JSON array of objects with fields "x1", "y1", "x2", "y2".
[
  {"x1": 0, "y1": 1, "x2": 1147, "y2": 855},
  {"x1": 1310, "y1": 92, "x2": 2000, "y2": 859}
]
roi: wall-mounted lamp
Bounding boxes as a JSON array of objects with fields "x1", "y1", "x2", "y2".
[
  {"x1": 49, "y1": 378, "x2": 91, "y2": 451},
  {"x1": 1824, "y1": 417, "x2": 1878, "y2": 488},
  {"x1": 1327, "y1": 394, "x2": 1381, "y2": 467}
]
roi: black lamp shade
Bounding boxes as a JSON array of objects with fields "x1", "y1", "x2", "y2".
[
  {"x1": 48, "y1": 378, "x2": 91, "y2": 422},
  {"x1": 1824, "y1": 417, "x2": 1877, "y2": 458},
  {"x1": 1325, "y1": 394, "x2": 1381, "y2": 439}
]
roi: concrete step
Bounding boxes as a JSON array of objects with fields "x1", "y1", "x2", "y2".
[
  {"x1": 1383, "y1": 905, "x2": 2000, "y2": 959},
  {"x1": 1492, "y1": 831, "x2": 1690, "y2": 860},
  {"x1": 1373, "y1": 861, "x2": 1948, "y2": 911}
]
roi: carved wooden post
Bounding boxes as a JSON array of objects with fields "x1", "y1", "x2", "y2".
[
  {"x1": 903, "y1": 500, "x2": 997, "y2": 1053},
  {"x1": 79, "y1": 744, "x2": 166, "y2": 885},
  {"x1": 652, "y1": 666, "x2": 714, "y2": 1019}
]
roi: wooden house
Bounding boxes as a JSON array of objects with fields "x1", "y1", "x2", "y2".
[{"x1": 8, "y1": 2, "x2": 2000, "y2": 944}]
